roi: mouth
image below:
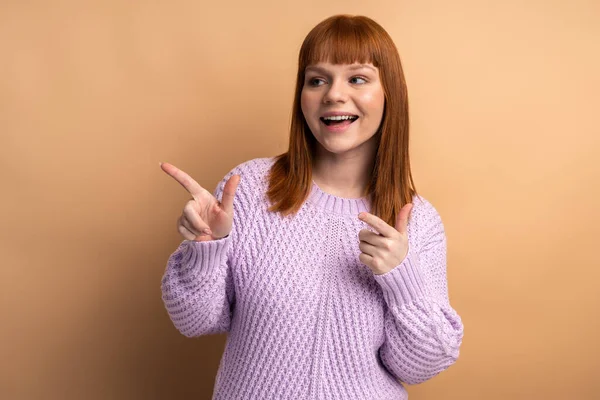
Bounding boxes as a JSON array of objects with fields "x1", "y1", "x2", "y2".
[{"x1": 319, "y1": 115, "x2": 359, "y2": 126}]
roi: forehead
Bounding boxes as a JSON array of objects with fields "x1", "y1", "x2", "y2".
[{"x1": 304, "y1": 62, "x2": 378, "y2": 74}]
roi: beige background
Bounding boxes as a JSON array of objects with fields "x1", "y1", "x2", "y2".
[{"x1": 1, "y1": 0, "x2": 599, "y2": 399}]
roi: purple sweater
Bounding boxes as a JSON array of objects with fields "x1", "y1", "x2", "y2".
[{"x1": 161, "y1": 156, "x2": 464, "y2": 400}]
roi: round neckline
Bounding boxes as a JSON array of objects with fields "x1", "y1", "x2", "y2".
[{"x1": 307, "y1": 180, "x2": 371, "y2": 215}]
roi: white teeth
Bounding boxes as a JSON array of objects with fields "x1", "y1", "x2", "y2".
[{"x1": 322, "y1": 115, "x2": 357, "y2": 121}]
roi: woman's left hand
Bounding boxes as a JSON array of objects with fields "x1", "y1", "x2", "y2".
[{"x1": 358, "y1": 203, "x2": 413, "y2": 275}]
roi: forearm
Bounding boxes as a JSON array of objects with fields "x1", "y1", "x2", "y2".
[
  {"x1": 161, "y1": 238, "x2": 234, "y2": 337},
  {"x1": 374, "y1": 248, "x2": 464, "y2": 384}
]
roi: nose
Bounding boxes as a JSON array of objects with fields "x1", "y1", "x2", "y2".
[{"x1": 322, "y1": 79, "x2": 348, "y2": 104}]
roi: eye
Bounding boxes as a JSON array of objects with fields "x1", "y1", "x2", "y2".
[
  {"x1": 350, "y1": 76, "x2": 367, "y2": 84},
  {"x1": 306, "y1": 77, "x2": 326, "y2": 87}
]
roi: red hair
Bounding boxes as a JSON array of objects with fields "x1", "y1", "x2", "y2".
[{"x1": 266, "y1": 14, "x2": 418, "y2": 226}]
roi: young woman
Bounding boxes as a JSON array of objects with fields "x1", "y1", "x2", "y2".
[{"x1": 160, "y1": 14, "x2": 464, "y2": 400}]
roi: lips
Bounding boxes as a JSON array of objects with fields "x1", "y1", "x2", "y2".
[
  {"x1": 319, "y1": 115, "x2": 359, "y2": 126},
  {"x1": 321, "y1": 118, "x2": 357, "y2": 126}
]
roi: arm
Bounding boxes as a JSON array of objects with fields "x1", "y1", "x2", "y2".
[
  {"x1": 373, "y1": 204, "x2": 464, "y2": 384},
  {"x1": 161, "y1": 169, "x2": 241, "y2": 337}
]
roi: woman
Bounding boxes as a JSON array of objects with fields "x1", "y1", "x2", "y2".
[{"x1": 160, "y1": 14, "x2": 464, "y2": 400}]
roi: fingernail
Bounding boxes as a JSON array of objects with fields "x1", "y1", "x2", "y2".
[
  {"x1": 159, "y1": 162, "x2": 163, "y2": 167},
  {"x1": 203, "y1": 228, "x2": 212, "y2": 235}
]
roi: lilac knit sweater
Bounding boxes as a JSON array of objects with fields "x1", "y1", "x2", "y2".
[{"x1": 161, "y1": 156, "x2": 464, "y2": 400}]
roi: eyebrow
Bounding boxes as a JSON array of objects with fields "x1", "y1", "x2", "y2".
[{"x1": 305, "y1": 64, "x2": 377, "y2": 74}]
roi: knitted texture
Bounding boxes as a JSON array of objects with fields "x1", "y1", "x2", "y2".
[{"x1": 161, "y1": 156, "x2": 464, "y2": 400}]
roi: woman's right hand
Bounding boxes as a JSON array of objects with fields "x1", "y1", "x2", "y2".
[{"x1": 160, "y1": 162, "x2": 241, "y2": 242}]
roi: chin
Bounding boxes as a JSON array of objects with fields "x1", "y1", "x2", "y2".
[{"x1": 317, "y1": 140, "x2": 362, "y2": 155}]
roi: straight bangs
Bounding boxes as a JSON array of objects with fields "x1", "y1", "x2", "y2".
[{"x1": 299, "y1": 18, "x2": 382, "y2": 70}]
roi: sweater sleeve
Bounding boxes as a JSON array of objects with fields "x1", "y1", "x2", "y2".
[
  {"x1": 372, "y1": 204, "x2": 464, "y2": 385},
  {"x1": 160, "y1": 166, "x2": 243, "y2": 337}
]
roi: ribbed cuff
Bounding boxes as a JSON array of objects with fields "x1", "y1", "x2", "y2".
[
  {"x1": 373, "y1": 248, "x2": 430, "y2": 307},
  {"x1": 181, "y1": 236, "x2": 232, "y2": 276}
]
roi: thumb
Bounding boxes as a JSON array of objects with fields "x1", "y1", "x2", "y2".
[
  {"x1": 395, "y1": 203, "x2": 413, "y2": 233},
  {"x1": 219, "y1": 174, "x2": 241, "y2": 215}
]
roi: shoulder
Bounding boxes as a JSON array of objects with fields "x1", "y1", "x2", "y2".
[
  {"x1": 410, "y1": 194, "x2": 443, "y2": 222},
  {"x1": 213, "y1": 156, "x2": 277, "y2": 203},
  {"x1": 408, "y1": 194, "x2": 446, "y2": 244}
]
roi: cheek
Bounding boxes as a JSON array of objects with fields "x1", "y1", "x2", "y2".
[
  {"x1": 301, "y1": 92, "x2": 323, "y2": 128},
  {"x1": 300, "y1": 91, "x2": 313, "y2": 117},
  {"x1": 359, "y1": 92, "x2": 385, "y2": 117}
]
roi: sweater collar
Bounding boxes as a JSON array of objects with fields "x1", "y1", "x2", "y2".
[{"x1": 307, "y1": 180, "x2": 371, "y2": 215}]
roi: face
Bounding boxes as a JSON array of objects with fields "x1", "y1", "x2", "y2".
[{"x1": 300, "y1": 61, "x2": 385, "y2": 158}]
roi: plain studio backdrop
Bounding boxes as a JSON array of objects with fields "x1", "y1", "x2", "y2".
[{"x1": 1, "y1": 1, "x2": 599, "y2": 399}]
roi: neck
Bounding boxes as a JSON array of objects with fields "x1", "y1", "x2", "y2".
[{"x1": 312, "y1": 145, "x2": 376, "y2": 199}]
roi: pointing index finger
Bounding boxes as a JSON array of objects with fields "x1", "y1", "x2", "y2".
[
  {"x1": 358, "y1": 212, "x2": 396, "y2": 237},
  {"x1": 160, "y1": 162, "x2": 204, "y2": 197}
]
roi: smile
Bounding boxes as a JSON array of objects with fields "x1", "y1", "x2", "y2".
[{"x1": 319, "y1": 116, "x2": 359, "y2": 126}]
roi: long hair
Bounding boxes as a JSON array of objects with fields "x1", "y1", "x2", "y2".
[{"x1": 266, "y1": 15, "x2": 418, "y2": 227}]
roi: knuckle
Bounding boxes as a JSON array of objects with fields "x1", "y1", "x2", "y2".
[{"x1": 184, "y1": 201, "x2": 196, "y2": 214}]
